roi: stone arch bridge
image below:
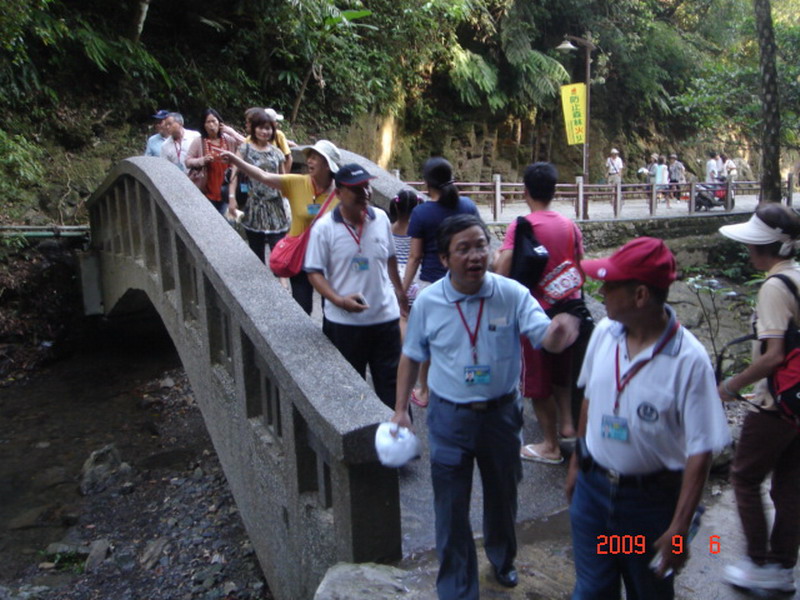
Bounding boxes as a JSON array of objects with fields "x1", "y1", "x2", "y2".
[{"x1": 81, "y1": 154, "x2": 412, "y2": 600}]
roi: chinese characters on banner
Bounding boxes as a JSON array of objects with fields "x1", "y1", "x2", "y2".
[{"x1": 560, "y1": 84, "x2": 586, "y2": 146}]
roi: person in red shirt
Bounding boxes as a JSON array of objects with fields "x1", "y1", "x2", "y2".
[{"x1": 494, "y1": 162, "x2": 588, "y2": 464}]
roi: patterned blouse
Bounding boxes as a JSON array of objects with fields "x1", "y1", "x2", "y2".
[{"x1": 239, "y1": 143, "x2": 288, "y2": 234}]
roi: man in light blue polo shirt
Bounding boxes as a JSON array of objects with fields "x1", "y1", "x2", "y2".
[
  {"x1": 144, "y1": 109, "x2": 170, "y2": 157},
  {"x1": 392, "y1": 214, "x2": 577, "y2": 600}
]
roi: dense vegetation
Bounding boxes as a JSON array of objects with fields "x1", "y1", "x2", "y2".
[{"x1": 1, "y1": 0, "x2": 799, "y2": 224}]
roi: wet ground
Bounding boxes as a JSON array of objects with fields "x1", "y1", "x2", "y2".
[{"x1": 0, "y1": 318, "x2": 271, "y2": 599}]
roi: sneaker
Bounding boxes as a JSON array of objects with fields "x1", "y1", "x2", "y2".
[{"x1": 722, "y1": 559, "x2": 795, "y2": 593}]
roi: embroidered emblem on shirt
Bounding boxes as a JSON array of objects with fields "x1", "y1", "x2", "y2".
[{"x1": 637, "y1": 402, "x2": 659, "y2": 422}]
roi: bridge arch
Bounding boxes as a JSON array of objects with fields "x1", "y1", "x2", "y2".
[{"x1": 84, "y1": 156, "x2": 404, "y2": 600}]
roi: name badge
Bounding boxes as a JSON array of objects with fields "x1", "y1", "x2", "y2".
[
  {"x1": 240, "y1": 183, "x2": 249, "y2": 193},
  {"x1": 464, "y1": 365, "x2": 491, "y2": 385},
  {"x1": 307, "y1": 203, "x2": 321, "y2": 216},
  {"x1": 351, "y1": 256, "x2": 369, "y2": 271},
  {"x1": 601, "y1": 414, "x2": 630, "y2": 442}
]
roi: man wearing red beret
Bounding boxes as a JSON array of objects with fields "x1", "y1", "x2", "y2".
[{"x1": 566, "y1": 237, "x2": 730, "y2": 599}]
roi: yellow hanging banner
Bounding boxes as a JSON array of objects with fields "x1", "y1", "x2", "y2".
[{"x1": 561, "y1": 83, "x2": 586, "y2": 146}]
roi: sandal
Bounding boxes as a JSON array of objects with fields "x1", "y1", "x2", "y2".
[
  {"x1": 520, "y1": 444, "x2": 564, "y2": 465},
  {"x1": 410, "y1": 388, "x2": 429, "y2": 408}
]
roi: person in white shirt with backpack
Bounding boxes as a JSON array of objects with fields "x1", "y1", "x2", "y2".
[{"x1": 719, "y1": 204, "x2": 800, "y2": 594}]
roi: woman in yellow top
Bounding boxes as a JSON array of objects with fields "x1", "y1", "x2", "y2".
[{"x1": 221, "y1": 139, "x2": 341, "y2": 315}]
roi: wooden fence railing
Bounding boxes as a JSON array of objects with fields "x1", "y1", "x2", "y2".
[{"x1": 399, "y1": 173, "x2": 795, "y2": 221}]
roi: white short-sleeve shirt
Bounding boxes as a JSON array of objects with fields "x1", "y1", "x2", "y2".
[
  {"x1": 579, "y1": 306, "x2": 731, "y2": 475},
  {"x1": 304, "y1": 206, "x2": 400, "y2": 326},
  {"x1": 160, "y1": 130, "x2": 201, "y2": 172}
]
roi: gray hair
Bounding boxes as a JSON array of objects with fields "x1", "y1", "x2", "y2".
[{"x1": 167, "y1": 112, "x2": 184, "y2": 126}]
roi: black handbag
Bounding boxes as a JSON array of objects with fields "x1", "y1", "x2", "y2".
[{"x1": 509, "y1": 216, "x2": 549, "y2": 292}]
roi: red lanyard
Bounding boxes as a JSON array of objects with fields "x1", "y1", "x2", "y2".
[
  {"x1": 614, "y1": 320, "x2": 679, "y2": 414},
  {"x1": 456, "y1": 299, "x2": 485, "y2": 365},
  {"x1": 174, "y1": 139, "x2": 183, "y2": 162},
  {"x1": 342, "y1": 213, "x2": 366, "y2": 252}
]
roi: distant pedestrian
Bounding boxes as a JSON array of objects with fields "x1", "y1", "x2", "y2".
[
  {"x1": 705, "y1": 151, "x2": 719, "y2": 183},
  {"x1": 721, "y1": 154, "x2": 737, "y2": 182},
  {"x1": 668, "y1": 153, "x2": 686, "y2": 201},
  {"x1": 145, "y1": 109, "x2": 170, "y2": 157},
  {"x1": 264, "y1": 108, "x2": 294, "y2": 173},
  {"x1": 160, "y1": 112, "x2": 201, "y2": 173},
  {"x1": 605, "y1": 148, "x2": 624, "y2": 186},
  {"x1": 646, "y1": 153, "x2": 659, "y2": 185},
  {"x1": 655, "y1": 155, "x2": 670, "y2": 208}
]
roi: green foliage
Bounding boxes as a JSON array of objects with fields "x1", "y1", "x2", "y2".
[
  {"x1": 0, "y1": 128, "x2": 43, "y2": 217},
  {"x1": 672, "y1": 0, "x2": 800, "y2": 148}
]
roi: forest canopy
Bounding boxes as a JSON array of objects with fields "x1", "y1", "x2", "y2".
[{"x1": 0, "y1": 0, "x2": 798, "y2": 199}]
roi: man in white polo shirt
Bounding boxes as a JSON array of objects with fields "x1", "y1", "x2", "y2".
[
  {"x1": 160, "y1": 112, "x2": 200, "y2": 173},
  {"x1": 305, "y1": 163, "x2": 407, "y2": 409},
  {"x1": 566, "y1": 237, "x2": 730, "y2": 600}
]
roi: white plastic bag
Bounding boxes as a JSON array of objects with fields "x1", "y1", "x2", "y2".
[{"x1": 374, "y1": 422, "x2": 420, "y2": 468}]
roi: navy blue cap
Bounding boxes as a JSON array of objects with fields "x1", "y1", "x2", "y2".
[
  {"x1": 152, "y1": 109, "x2": 170, "y2": 120},
  {"x1": 335, "y1": 163, "x2": 375, "y2": 187}
]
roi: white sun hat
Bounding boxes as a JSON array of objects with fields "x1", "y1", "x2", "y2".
[
  {"x1": 719, "y1": 214, "x2": 790, "y2": 246},
  {"x1": 374, "y1": 422, "x2": 420, "y2": 468}
]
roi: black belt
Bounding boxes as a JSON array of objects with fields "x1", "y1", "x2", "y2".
[
  {"x1": 435, "y1": 391, "x2": 516, "y2": 412},
  {"x1": 576, "y1": 438, "x2": 683, "y2": 488}
]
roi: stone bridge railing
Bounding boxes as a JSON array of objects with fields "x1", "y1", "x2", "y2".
[{"x1": 83, "y1": 157, "x2": 402, "y2": 600}]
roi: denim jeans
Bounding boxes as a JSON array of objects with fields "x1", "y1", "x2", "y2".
[{"x1": 570, "y1": 468, "x2": 679, "y2": 600}]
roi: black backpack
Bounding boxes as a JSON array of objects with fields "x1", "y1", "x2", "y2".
[
  {"x1": 509, "y1": 216, "x2": 549, "y2": 292},
  {"x1": 717, "y1": 273, "x2": 800, "y2": 429}
]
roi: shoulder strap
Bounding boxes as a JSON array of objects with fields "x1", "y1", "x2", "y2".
[
  {"x1": 309, "y1": 189, "x2": 336, "y2": 228},
  {"x1": 768, "y1": 273, "x2": 800, "y2": 304}
]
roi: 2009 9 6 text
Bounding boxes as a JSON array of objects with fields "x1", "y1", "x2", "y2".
[{"x1": 596, "y1": 535, "x2": 722, "y2": 554}]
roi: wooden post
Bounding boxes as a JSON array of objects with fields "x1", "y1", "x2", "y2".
[
  {"x1": 577, "y1": 176, "x2": 587, "y2": 220},
  {"x1": 788, "y1": 173, "x2": 794, "y2": 207},
  {"x1": 649, "y1": 183, "x2": 657, "y2": 216},
  {"x1": 689, "y1": 182, "x2": 696, "y2": 214},
  {"x1": 725, "y1": 178, "x2": 734, "y2": 210},
  {"x1": 613, "y1": 182, "x2": 622, "y2": 218},
  {"x1": 493, "y1": 174, "x2": 502, "y2": 222}
]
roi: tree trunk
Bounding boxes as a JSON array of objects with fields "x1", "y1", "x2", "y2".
[
  {"x1": 290, "y1": 61, "x2": 316, "y2": 125},
  {"x1": 753, "y1": 0, "x2": 782, "y2": 202},
  {"x1": 129, "y1": 0, "x2": 153, "y2": 43}
]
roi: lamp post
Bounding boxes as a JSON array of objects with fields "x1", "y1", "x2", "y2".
[{"x1": 556, "y1": 35, "x2": 596, "y2": 182}]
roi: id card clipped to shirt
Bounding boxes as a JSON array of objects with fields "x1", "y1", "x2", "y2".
[
  {"x1": 601, "y1": 414, "x2": 629, "y2": 443},
  {"x1": 464, "y1": 365, "x2": 491, "y2": 385}
]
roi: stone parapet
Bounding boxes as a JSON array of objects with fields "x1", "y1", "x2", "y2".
[{"x1": 84, "y1": 157, "x2": 401, "y2": 600}]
